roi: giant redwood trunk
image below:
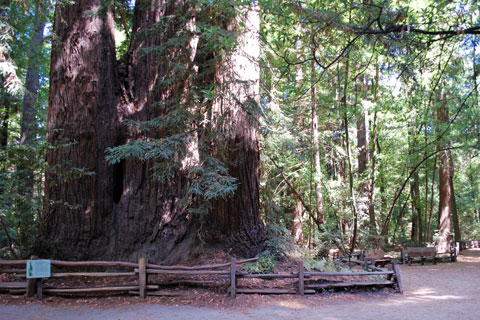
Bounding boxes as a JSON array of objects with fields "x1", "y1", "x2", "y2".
[
  {"x1": 37, "y1": 0, "x2": 119, "y2": 260},
  {"x1": 37, "y1": 0, "x2": 265, "y2": 262},
  {"x1": 208, "y1": 6, "x2": 265, "y2": 256}
]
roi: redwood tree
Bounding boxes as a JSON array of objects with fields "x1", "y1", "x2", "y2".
[
  {"x1": 436, "y1": 86, "x2": 452, "y2": 252},
  {"x1": 37, "y1": 0, "x2": 265, "y2": 262}
]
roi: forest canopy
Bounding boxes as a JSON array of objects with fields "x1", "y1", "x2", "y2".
[{"x1": 0, "y1": 0, "x2": 479, "y2": 262}]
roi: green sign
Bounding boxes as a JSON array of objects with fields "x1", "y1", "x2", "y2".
[{"x1": 26, "y1": 260, "x2": 51, "y2": 278}]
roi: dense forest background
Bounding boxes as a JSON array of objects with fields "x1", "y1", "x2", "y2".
[{"x1": 0, "y1": 0, "x2": 479, "y2": 263}]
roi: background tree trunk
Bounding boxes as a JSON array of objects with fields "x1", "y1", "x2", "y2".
[
  {"x1": 408, "y1": 120, "x2": 422, "y2": 243},
  {"x1": 311, "y1": 54, "x2": 325, "y2": 224},
  {"x1": 436, "y1": 87, "x2": 452, "y2": 252},
  {"x1": 20, "y1": 1, "x2": 45, "y2": 147},
  {"x1": 449, "y1": 153, "x2": 461, "y2": 243},
  {"x1": 291, "y1": 200, "x2": 304, "y2": 244},
  {"x1": 15, "y1": 0, "x2": 46, "y2": 251}
]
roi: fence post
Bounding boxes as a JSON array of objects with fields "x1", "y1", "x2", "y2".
[
  {"x1": 26, "y1": 255, "x2": 37, "y2": 298},
  {"x1": 298, "y1": 260, "x2": 304, "y2": 296},
  {"x1": 387, "y1": 264, "x2": 393, "y2": 281},
  {"x1": 392, "y1": 263, "x2": 403, "y2": 294},
  {"x1": 230, "y1": 258, "x2": 236, "y2": 299},
  {"x1": 36, "y1": 279, "x2": 43, "y2": 300},
  {"x1": 139, "y1": 256, "x2": 147, "y2": 299}
]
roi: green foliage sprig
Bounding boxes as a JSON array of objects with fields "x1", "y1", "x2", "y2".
[{"x1": 244, "y1": 252, "x2": 277, "y2": 274}]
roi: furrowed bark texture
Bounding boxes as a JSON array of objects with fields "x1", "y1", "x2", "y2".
[
  {"x1": 111, "y1": 0, "x2": 204, "y2": 263},
  {"x1": 38, "y1": 0, "x2": 118, "y2": 259},
  {"x1": 208, "y1": 6, "x2": 265, "y2": 256},
  {"x1": 37, "y1": 0, "x2": 265, "y2": 262}
]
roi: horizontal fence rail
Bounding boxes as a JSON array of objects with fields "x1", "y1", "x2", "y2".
[{"x1": 1, "y1": 255, "x2": 403, "y2": 299}]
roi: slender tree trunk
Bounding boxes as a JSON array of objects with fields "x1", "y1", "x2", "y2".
[
  {"x1": 472, "y1": 16, "x2": 478, "y2": 106},
  {"x1": 392, "y1": 194, "x2": 410, "y2": 244},
  {"x1": 290, "y1": 34, "x2": 306, "y2": 243},
  {"x1": 426, "y1": 155, "x2": 437, "y2": 243},
  {"x1": 311, "y1": 54, "x2": 325, "y2": 224},
  {"x1": 449, "y1": 153, "x2": 461, "y2": 243},
  {"x1": 345, "y1": 111, "x2": 358, "y2": 252},
  {"x1": 423, "y1": 126, "x2": 430, "y2": 244},
  {"x1": 408, "y1": 120, "x2": 422, "y2": 243},
  {"x1": 356, "y1": 98, "x2": 370, "y2": 233},
  {"x1": 356, "y1": 108, "x2": 369, "y2": 175},
  {"x1": 14, "y1": 1, "x2": 47, "y2": 251},
  {"x1": 0, "y1": 91, "x2": 9, "y2": 148},
  {"x1": 0, "y1": 1, "x2": 11, "y2": 149},
  {"x1": 291, "y1": 200, "x2": 304, "y2": 244},
  {"x1": 20, "y1": 1, "x2": 45, "y2": 146},
  {"x1": 436, "y1": 86, "x2": 452, "y2": 252},
  {"x1": 410, "y1": 171, "x2": 422, "y2": 242},
  {"x1": 367, "y1": 64, "x2": 380, "y2": 235}
]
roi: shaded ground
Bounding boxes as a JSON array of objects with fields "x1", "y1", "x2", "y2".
[{"x1": 1, "y1": 249, "x2": 480, "y2": 320}]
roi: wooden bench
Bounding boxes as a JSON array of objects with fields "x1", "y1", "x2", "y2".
[
  {"x1": 406, "y1": 247, "x2": 437, "y2": 265},
  {"x1": 363, "y1": 250, "x2": 392, "y2": 267}
]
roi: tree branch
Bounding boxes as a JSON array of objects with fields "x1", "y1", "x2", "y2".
[
  {"x1": 269, "y1": 156, "x2": 322, "y2": 230},
  {"x1": 0, "y1": 216, "x2": 18, "y2": 259},
  {"x1": 356, "y1": 25, "x2": 480, "y2": 36}
]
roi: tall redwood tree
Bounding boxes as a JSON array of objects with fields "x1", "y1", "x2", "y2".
[{"x1": 37, "y1": 0, "x2": 265, "y2": 262}]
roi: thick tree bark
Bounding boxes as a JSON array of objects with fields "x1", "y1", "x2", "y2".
[
  {"x1": 109, "y1": 0, "x2": 202, "y2": 263},
  {"x1": 37, "y1": 0, "x2": 265, "y2": 262},
  {"x1": 208, "y1": 6, "x2": 265, "y2": 256},
  {"x1": 37, "y1": 0, "x2": 119, "y2": 260}
]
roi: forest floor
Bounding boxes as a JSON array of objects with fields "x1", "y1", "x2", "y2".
[{"x1": 1, "y1": 248, "x2": 480, "y2": 320}]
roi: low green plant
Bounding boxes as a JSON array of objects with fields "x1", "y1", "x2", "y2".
[
  {"x1": 263, "y1": 223, "x2": 294, "y2": 259},
  {"x1": 301, "y1": 251, "x2": 349, "y2": 273},
  {"x1": 244, "y1": 252, "x2": 277, "y2": 274}
]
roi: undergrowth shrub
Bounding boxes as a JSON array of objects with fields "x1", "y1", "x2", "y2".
[
  {"x1": 244, "y1": 252, "x2": 277, "y2": 274},
  {"x1": 263, "y1": 223, "x2": 294, "y2": 259}
]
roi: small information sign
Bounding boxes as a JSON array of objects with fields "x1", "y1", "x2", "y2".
[{"x1": 26, "y1": 260, "x2": 51, "y2": 279}]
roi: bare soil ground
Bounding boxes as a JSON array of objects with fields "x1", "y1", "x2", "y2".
[{"x1": 1, "y1": 249, "x2": 480, "y2": 320}]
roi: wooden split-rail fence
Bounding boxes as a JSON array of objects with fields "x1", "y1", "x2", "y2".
[{"x1": 0, "y1": 256, "x2": 403, "y2": 300}]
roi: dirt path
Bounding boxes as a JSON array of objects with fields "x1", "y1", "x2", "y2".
[{"x1": 2, "y1": 249, "x2": 480, "y2": 320}]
